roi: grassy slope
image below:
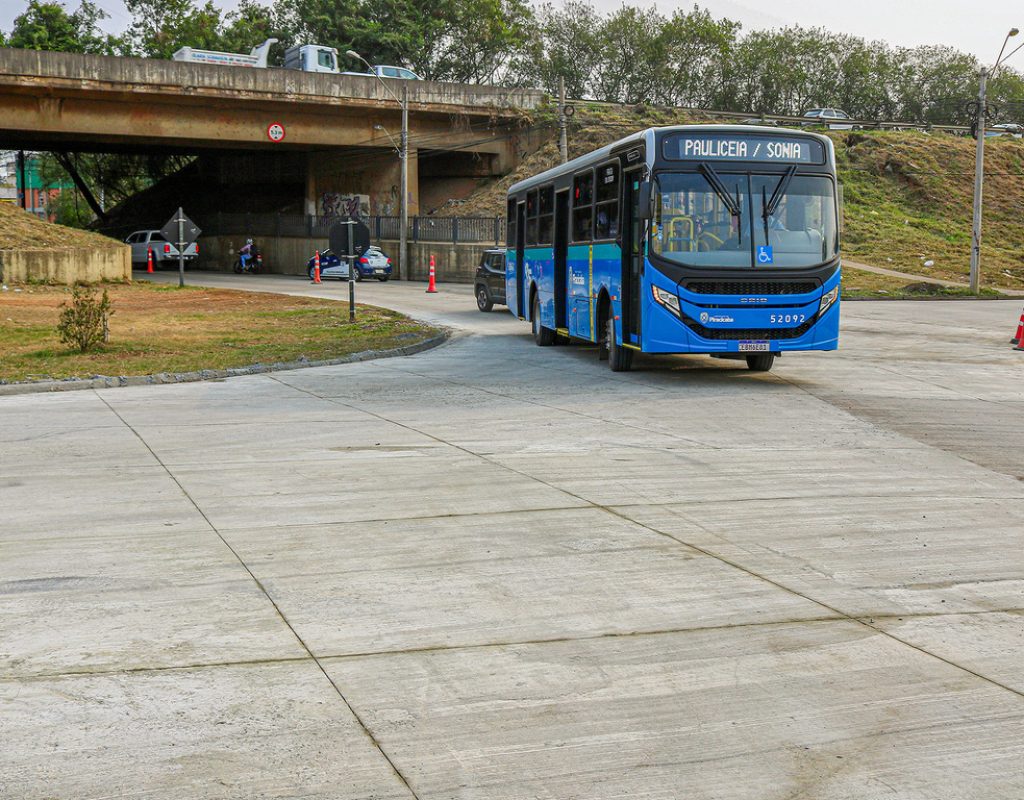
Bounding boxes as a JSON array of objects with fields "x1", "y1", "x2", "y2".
[
  {"x1": 836, "y1": 129, "x2": 1024, "y2": 289},
  {"x1": 0, "y1": 202, "x2": 124, "y2": 250},
  {"x1": 444, "y1": 106, "x2": 1024, "y2": 293}
]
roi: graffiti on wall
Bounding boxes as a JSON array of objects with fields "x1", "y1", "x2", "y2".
[{"x1": 320, "y1": 192, "x2": 370, "y2": 219}]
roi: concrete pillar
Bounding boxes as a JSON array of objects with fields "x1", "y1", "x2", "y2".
[
  {"x1": 407, "y1": 147, "x2": 419, "y2": 216},
  {"x1": 304, "y1": 152, "x2": 317, "y2": 217}
]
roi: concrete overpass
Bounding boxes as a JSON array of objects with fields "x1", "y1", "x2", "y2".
[{"x1": 0, "y1": 48, "x2": 548, "y2": 218}]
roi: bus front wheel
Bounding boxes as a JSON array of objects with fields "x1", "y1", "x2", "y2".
[
  {"x1": 605, "y1": 317, "x2": 633, "y2": 372},
  {"x1": 745, "y1": 353, "x2": 775, "y2": 372}
]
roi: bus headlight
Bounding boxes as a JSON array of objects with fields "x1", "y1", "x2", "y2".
[
  {"x1": 652, "y1": 285, "x2": 681, "y2": 317},
  {"x1": 818, "y1": 285, "x2": 839, "y2": 316}
]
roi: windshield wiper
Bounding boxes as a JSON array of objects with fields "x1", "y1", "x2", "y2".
[
  {"x1": 763, "y1": 165, "x2": 797, "y2": 222},
  {"x1": 699, "y1": 163, "x2": 742, "y2": 220}
]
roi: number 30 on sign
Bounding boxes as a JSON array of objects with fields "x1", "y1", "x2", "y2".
[{"x1": 266, "y1": 122, "x2": 286, "y2": 143}]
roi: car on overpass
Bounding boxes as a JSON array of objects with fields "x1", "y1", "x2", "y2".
[
  {"x1": 125, "y1": 230, "x2": 198, "y2": 267},
  {"x1": 801, "y1": 108, "x2": 854, "y2": 130}
]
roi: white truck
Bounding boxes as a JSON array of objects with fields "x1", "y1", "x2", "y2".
[
  {"x1": 172, "y1": 38, "x2": 278, "y2": 68},
  {"x1": 172, "y1": 39, "x2": 420, "y2": 79}
]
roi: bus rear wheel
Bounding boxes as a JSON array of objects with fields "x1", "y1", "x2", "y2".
[
  {"x1": 532, "y1": 296, "x2": 554, "y2": 346},
  {"x1": 745, "y1": 353, "x2": 775, "y2": 372},
  {"x1": 605, "y1": 317, "x2": 633, "y2": 372}
]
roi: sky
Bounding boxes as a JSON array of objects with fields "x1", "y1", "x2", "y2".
[{"x1": 0, "y1": 0, "x2": 1021, "y2": 67}]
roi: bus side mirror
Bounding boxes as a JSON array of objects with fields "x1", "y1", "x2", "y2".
[{"x1": 637, "y1": 181, "x2": 653, "y2": 220}]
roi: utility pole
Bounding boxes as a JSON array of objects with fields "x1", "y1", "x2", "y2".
[
  {"x1": 558, "y1": 77, "x2": 568, "y2": 163},
  {"x1": 969, "y1": 27, "x2": 1020, "y2": 294},
  {"x1": 400, "y1": 83, "x2": 409, "y2": 281},
  {"x1": 16, "y1": 150, "x2": 26, "y2": 211},
  {"x1": 970, "y1": 67, "x2": 987, "y2": 295}
]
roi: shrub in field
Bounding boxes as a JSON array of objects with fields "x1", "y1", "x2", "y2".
[{"x1": 57, "y1": 285, "x2": 114, "y2": 353}]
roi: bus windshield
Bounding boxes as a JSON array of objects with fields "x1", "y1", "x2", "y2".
[{"x1": 650, "y1": 171, "x2": 838, "y2": 269}]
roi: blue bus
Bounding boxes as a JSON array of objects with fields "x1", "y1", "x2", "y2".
[{"x1": 505, "y1": 125, "x2": 841, "y2": 371}]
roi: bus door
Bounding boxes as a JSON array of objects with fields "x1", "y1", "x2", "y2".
[
  {"x1": 553, "y1": 189, "x2": 569, "y2": 330},
  {"x1": 506, "y1": 201, "x2": 526, "y2": 318},
  {"x1": 516, "y1": 201, "x2": 527, "y2": 318},
  {"x1": 621, "y1": 169, "x2": 644, "y2": 344}
]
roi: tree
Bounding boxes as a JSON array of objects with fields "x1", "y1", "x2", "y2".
[
  {"x1": 525, "y1": 2, "x2": 603, "y2": 97},
  {"x1": 657, "y1": 6, "x2": 739, "y2": 108},
  {"x1": 591, "y1": 6, "x2": 666, "y2": 104},
  {"x1": 219, "y1": 1, "x2": 293, "y2": 61},
  {"x1": 123, "y1": 0, "x2": 223, "y2": 59},
  {"x1": 8, "y1": 0, "x2": 123, "y2": 54}
]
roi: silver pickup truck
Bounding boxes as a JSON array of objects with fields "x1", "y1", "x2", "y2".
[{"x1": 125, "y1": 230, "x2": 199, "y2": 266}]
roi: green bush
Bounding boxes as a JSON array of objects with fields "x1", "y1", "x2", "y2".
[{"x1": 57, "y1": 285, "x2": 114, "y2": 353}]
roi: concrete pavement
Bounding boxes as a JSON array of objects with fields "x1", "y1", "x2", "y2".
[{"x1": 2, "y1": 274, "x2": 1023, "y2": 798}]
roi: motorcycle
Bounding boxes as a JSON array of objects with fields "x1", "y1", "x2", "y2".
[{"x1": 233, "y1": 244, "x2": 263, "y2": 274}]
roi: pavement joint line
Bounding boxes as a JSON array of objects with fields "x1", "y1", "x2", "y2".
[
  {"x1": 610, "y1": 503, "x2": 1024, "y2": 701},
  {"x1": 6, "y1": 607, "x2": 1021, "y2": 685},
  {"x1": 264, "y1": 375, "x2": 1024, "y2": 699},
  {"x1": 0, "y1": 654, "x2": 314, "y2": 683},
  {"x1": 186, "y1": 488, "x2": 1023, "y2": 536},
  {"x1": 91, "y1": 389, "x2": 424, "y2": 800}
]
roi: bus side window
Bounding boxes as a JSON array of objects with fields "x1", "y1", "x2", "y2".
[
  {"x1": 572, "y1": 170, "x2": 594, "y2": 242},
  {"x1": 526, "y1": 189, "x2": 539, "y2": 246},
  {"x1": 538, "y1": 185, "x2": 554, "y2": 245},
  {"x1": 594, "y1": 163, "x2": 619, "y2": 240}
]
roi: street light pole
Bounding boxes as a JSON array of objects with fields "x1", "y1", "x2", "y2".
[
  {"x1": 400, "y1": 83, "x2": 409, "y2": 282},
  {"x1": 970, "y1": 27, "x2": 1019, "y2": 294},
  {"x1": 346, "y1": 50, "x2": 410, "y2": 281},
  {"x1": 970, "y1": 67, "x2": 987, "y2": 294}
]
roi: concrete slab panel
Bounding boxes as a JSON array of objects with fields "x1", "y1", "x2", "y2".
[
  {"x1": 325, "y1": 621, "x2": 1024, "y2": 800},
  {"x1": 872, "y1": 611, "x2": 1024, "y2": 693},
  {"x1": 101, "y1": 374, "x2": 372, "y2": 426},
  {"x1": 613, "y1": 496, "x2": 1024, "y2": 617},
  {"x1": 224, "y1": 508, "x2": 832, "y2": 657},
  {"x1": 0, "y1": 465, "x2": 207, "y2": 538},
  {"x1": 0, "y1": 421, "x2": 156, "y2": 473},
  {"x1": 173, "y1": 452, "x2": 588, "y2": 531},
  {"x1": 0, "y1": 661, "x2": 414, "y2": 800},
  {"x1": 0, "y1": 529, "x2": 305, "y2": 677},
  {"x1": 492, "y1": 442, "x2": 1024, "y2": 509},
  {"x1": 134, "y1": 418, "x2": 444, "y2": 468}
]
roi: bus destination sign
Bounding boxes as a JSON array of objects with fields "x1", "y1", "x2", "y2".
[{"x1": 666, "y1": 134, "x2": 825, "y2": 164}]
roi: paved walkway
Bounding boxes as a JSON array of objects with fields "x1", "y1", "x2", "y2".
[{"x1": 2, "y1": 276, "x2": 1023, "y2": 799}]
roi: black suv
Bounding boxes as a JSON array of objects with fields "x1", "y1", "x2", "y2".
[{"x1": 474, "y1": 248, "x2": 506, "y2": 312}]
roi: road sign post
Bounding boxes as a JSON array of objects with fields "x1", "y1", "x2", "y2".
[
  {"x1": 160, "y1": 208, "x2": 201, "y2": 288},
  {"x1": 329, "y1": 217, "x2": 370, "y2": 323}
]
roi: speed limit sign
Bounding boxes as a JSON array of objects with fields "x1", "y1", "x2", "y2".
[{"x1": 266, "y1": 122, "x2": 286, "y2": 143}]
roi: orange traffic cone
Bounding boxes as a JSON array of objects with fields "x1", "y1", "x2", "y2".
[
  {"x1": 313, "y1": 250, "x2": 321, "y2": 284},
  {"x1": 1010, "y1": 309, "x2": 1023, "y2": 345},
  {"x1": 146, "y1": 247, "x2": 154, "y2": 274},
  {"x1": 426, "y1": 255, "x2": 437, "y2": 293}
]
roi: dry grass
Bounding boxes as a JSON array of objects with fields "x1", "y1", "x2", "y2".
[
  {"x1": 0, "y1": 202, "x2": 124, "y2": 250},
  {"x1": 0, "y1": 282, "x2": 438, "y2": 383}
]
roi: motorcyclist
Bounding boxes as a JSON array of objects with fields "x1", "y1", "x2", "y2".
[{"x1": 239, "y1": 239, "x2": 256, "y2": 269}]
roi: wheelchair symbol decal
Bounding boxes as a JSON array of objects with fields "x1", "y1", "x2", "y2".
[{"x1": 756, "y1": 245, "x2": 773, "y2": 265}]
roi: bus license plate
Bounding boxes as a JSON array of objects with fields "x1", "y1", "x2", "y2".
[{"x1": 738, "y1": 341, "x2": 770, "y2": 351}]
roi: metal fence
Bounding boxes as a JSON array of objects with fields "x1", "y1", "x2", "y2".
[{"x1": 198, "y1": 212, "x2": 505, "y2": 244}]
